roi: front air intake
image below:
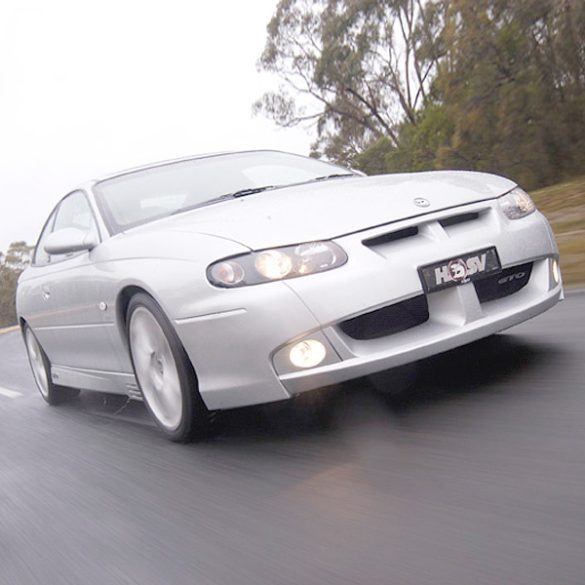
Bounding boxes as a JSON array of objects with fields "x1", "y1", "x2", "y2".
[
  {"x1": 362, "y1": 226, "x2": 419, "y2": 248},
  {"x1": 339, "y1": 295, "x2": 429, "y2": 340}
]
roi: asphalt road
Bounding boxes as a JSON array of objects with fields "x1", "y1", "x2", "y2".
[{"x1": 1, "y1": 293, "x2": 584, "y2": 585}]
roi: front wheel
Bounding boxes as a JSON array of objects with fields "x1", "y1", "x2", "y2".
[
  {"x1": 126, "y1": 293, "x2": 212, "y2": 442},
  {"x1": 23, "y1": 325, "x2": 80, "y2": 404}
]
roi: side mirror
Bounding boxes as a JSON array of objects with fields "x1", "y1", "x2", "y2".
[{"x1": 44, "y1": 228, "x2": 98, "y2": 255}]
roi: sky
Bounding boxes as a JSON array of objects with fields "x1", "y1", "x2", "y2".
[{"x1": 0, "y1": 0, "x2": 313, "y2": 254}]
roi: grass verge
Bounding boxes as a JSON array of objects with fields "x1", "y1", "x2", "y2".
[{"x1": 530, "y1": 176, "x2": 585, "y2": 287}]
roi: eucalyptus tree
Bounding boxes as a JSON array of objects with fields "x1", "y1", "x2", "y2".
[
  {"x1": 0, "y1": 242, "x2": 33, "y2": 327},
  {"x1": 255, "y1": 0, "x2": 444, "y2": 164}
]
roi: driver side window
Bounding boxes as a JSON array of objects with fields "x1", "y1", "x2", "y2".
[
  {"x1": 53, "y1": 191, "x2": 96, "y2": 233},
  {"x1": 33, "y1": 190, "x2": 98, "y2": 266}
]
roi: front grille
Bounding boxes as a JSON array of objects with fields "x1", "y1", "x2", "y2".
[
  {"x1": 363, "y1": 226, "x2": 419, "y2": 247},
  {"x1": 439, "y1": 212, "x2": 480, "y2": 228},
  {"x1": 474, "y1": 262, "x2": 533, "y2": 303},
  {"x1": 340, "y1": 295, "x2": 429, "y2": 340}
]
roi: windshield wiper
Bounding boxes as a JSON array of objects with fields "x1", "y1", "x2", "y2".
[
  {"x1": 169, "y1": 176, "x2": 353, "y2": 217},
  {"x1": 230, "y1": 185, "x2": 277, "y2": 198},
  {"x1": 311, "y1": 173, "x2": 356, "y2": 182},
  {"x1": 169, "y1": 193, "x2": 236, "y2": 216},
  {"x1": 168, "y1": 186, "x2": 279, "y2": 217}
]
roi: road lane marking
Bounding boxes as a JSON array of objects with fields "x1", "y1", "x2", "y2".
[
  {"x1": 0, "y1": 386, "x2": 23, "y2": 399},
  {"x1": 0, "y1": 326, "x2": 19, "y2": 336}
]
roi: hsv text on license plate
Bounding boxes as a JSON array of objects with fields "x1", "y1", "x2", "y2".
[{"x1": 418, "y1": 247, "x2": 501, "y2": 293}]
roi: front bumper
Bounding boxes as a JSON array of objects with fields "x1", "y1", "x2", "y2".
[
  {"x1": 280, "y1": 269, "x2": 560, "y2": 394},
  {"x1": 175, "y1": 200, "x2": 562, "y2": 410}
]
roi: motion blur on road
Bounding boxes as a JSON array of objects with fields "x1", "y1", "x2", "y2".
[{"x1": 1, "y1": 292, "x2": 584, "y2": 585}]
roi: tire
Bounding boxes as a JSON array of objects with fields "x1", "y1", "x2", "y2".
[
  {"x1": 23, "y1": 325, "x2": 80, "y2": 405},
  {"x1": 126, "y1": 293, "x2": 212, "y2": 442}
]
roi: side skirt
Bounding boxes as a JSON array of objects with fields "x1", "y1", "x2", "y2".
[{"x1": 50, "y1": 364, "x2": 140, "y2": 399}]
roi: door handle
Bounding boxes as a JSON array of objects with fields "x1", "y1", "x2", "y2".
[{"x1": 41, "y1": 286, "x2": 51, "y2": 300}]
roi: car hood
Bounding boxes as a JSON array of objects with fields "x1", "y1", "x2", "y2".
[{"x1": 137, "y1": 170, "x2": 516, "y2": 250}]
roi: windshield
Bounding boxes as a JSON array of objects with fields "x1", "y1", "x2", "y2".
[{"x1": 93, "y1": 151, "x2": 356, "y2": 233}]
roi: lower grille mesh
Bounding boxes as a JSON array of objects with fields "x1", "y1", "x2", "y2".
[
  {"x1": 340, "y1": 295, "x2": 429, "y2": 340},
  {"x1": 339, "y1": 262, "x2": 532, "y2": 340}
]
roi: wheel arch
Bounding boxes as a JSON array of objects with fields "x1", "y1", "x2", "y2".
[
  {"x1": 19, "y1": 317, "x2": 30, "y2": 342},
  {"x1": 115, "y1": 285, "x2": 150, "y2": 350},
  {"x1": 115, "y1": 285, "x2": 200, "y2": 385}
]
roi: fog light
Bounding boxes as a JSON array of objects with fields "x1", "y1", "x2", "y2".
[
  {"x1": 552, "y1": 259, "x2": 560, "y2": 285},
  {"x1": 289, "y1": 339, "x2": 326, "y2": 369}
]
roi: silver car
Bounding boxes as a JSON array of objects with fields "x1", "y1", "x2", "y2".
[{"x1": 17, "y1": 151, "x2": 563, "y2": 441}]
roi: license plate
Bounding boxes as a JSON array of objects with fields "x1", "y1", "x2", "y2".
[{"x1": 418, "y1": 247, "x2": 501, "y2": 293}]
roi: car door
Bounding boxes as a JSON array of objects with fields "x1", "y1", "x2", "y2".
[{"x1": 25, "y1": 190, "x2": 119, "y2": 375}]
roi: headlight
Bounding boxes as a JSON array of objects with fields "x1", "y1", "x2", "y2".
[
  {"x1": 208, "y1": 241, "x2": 347, "y2": 287},
  {"x1": 499, "y1": 187, "x2": 536, "y2": 220}
]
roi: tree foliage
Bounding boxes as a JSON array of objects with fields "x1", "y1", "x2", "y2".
[
  {"x1": 257, "y1": 0, "x2": 585, "y2": 189},
  {"x1": 428, "y1": 0, "x2": 585, "y2": 187},
  {"x1": 0, "y1": 242, "x2": 33, "y2": 327},
  {"x1": 255, "y1": 0, "x2": 445, "y2": 164}
]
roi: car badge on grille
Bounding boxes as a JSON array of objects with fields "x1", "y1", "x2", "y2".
[{"x1": 414, "y1": 197, "x2": 430, "y2": 208}]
